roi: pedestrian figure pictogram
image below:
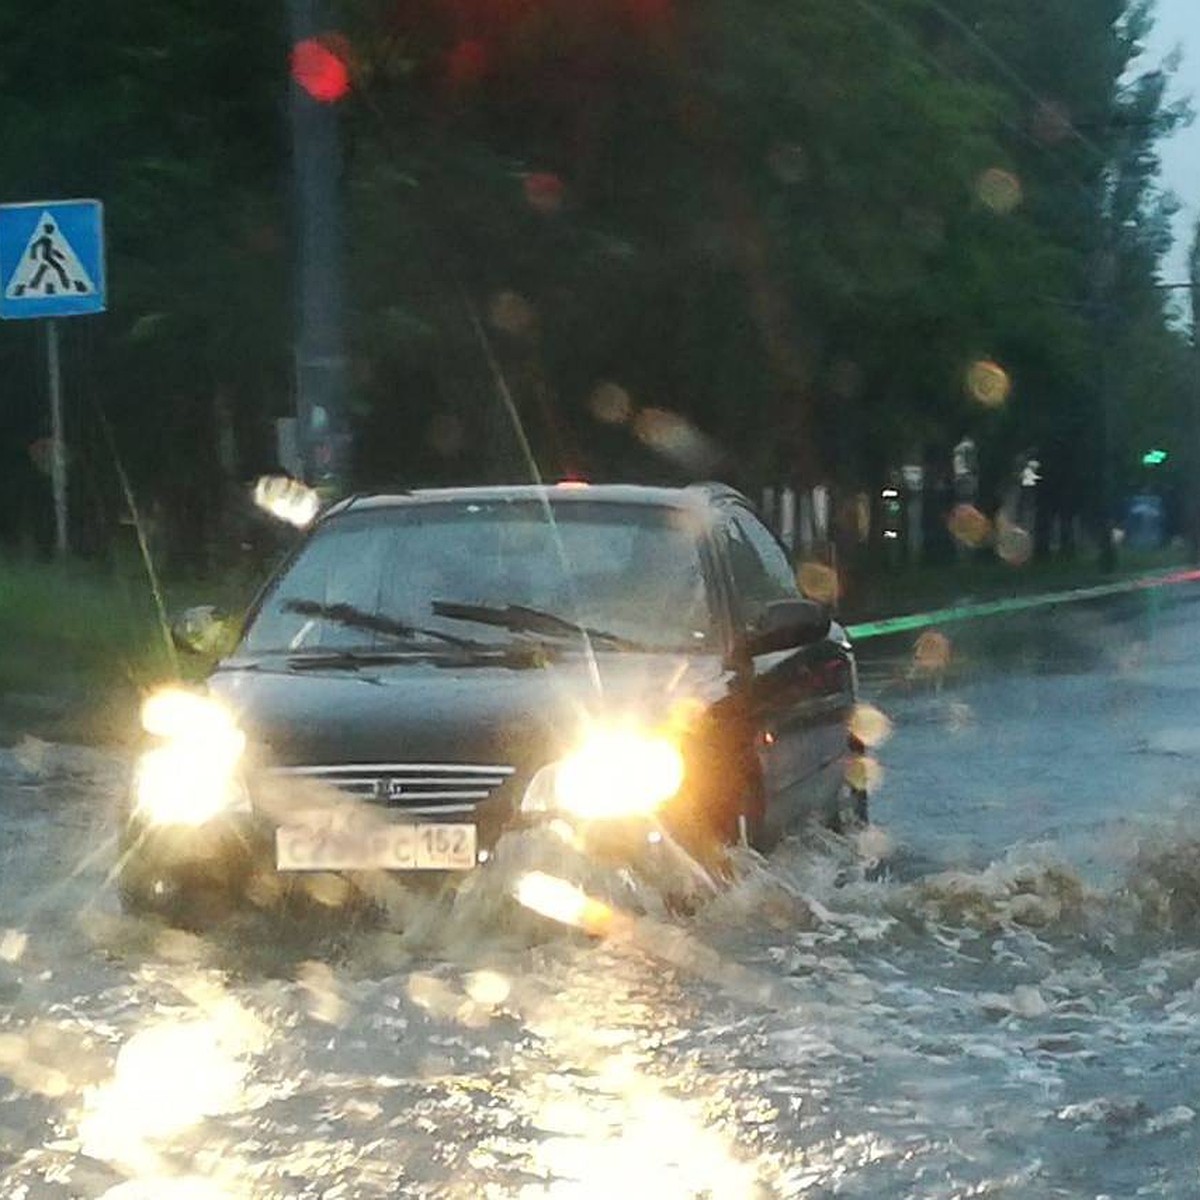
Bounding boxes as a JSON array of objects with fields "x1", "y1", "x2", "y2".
[{"x1": 5, "y1": 212, "x2": 95, "y2": 300}]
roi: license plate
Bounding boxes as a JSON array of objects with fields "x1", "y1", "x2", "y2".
[{"x1": 276, "y1": 814, "x2": 477, "y2": 872}]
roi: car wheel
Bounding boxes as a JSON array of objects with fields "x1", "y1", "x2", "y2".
[
  {"x1": 732, "y1": 778, "x2": 768, "y2": 853},
  {"x1": 117, "y1": 867, "x2": 233, "y2": 929}
]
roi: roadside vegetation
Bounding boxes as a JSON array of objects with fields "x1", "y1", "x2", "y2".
[
  {"x1": 1, "y1": 538, "x2": 1190, "y2": 745},
  {"x1": 846, "y1": 545, "x2": 1192, "y2": 621},
  {"x1": 0, "y1": 0, "x2": 1195, "y2": 569},
  {"x1": 0, "y1": 555, "x2": 259, "y2": 744}
]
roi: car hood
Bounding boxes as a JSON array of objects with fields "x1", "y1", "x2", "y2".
[{"x1": 209, "y1": 651, "x2": 731, "y2": 771}]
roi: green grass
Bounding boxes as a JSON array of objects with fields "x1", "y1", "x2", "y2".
[{"x1": 0, "y1": 556, "x2": 260, "y2": 744}]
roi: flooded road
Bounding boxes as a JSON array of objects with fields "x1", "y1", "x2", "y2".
[{"x1": 5, "y1": 589, "x2": 1200, "y2": 1198}]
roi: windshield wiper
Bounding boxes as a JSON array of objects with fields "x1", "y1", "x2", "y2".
[
  {"x1": 283, "y1": 648, "x2": 407, "y2": 672},
  {"x1": 281, "y1": 598, "x2": 483, "y2": 651},
  {"x1": 430, "y1": 600, "x2": 645, "y2": 650}
]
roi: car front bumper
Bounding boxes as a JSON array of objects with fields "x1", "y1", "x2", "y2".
[{"x1": 117, "y1": 794, "x2": 722, "y2": 923}]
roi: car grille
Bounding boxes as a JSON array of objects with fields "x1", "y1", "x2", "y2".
[{"x1": 267, "y1": 763, "x2": 515, "y2": 816}]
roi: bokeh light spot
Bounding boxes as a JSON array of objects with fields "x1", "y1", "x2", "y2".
[
  {"x1": 465, "y1": 970, "x2": 512, "y2": 1006},
  {"x1": 515, "y1": 872, "x2": 619, "y2": 936},
  {"x1": 447, "y1": 37, "x2": 489, "y2": 88},
  {"x1": 849, "y1": 704, "x2": 893, "y2": 749},
  {"x1": 797, "y1": 561, "x2": 840, "y2": 604},
  {"x1": 845, "y1": 755, "x2": 884, "y2": 793},
  {"x1": 303, "y1": 872, "x2": 351, "y2": 907},
  {"x1": 588, "y1": 382, "x2": 634, "y2": 425},
  {"x1": 966, "y1": 359, "x2": 1012, "y2": 408},
  {"x1": 523, "y1": 171, "x2": 565, "y2": 215},
  {"x1": 995, "y1": 521, "x2": 1033, "y2": 566},
  {"x1": 489, "y1": 290, "x2": 537, "y2": 337},
  {"x1": 913, "y1": 630, "x2": 952, "y2": 673},
  {"x1": 948, "y1": 503, "x2": 993, "y2": 548},
  {"x1": 633, "y1": 408, "x2": 720, "y2": 470},
  {"x1": 976, "y1": 167, "x2": 1023, "y2": 214},
  {"x1": 291, "y1": 35, "x2": 352, "y2": 104},
  {"x1": 254, "y1": 474, "x2": 321, "y2": 528},
  {"x1": 0, "y1": 928, "x2": 27, "y2": 963}
]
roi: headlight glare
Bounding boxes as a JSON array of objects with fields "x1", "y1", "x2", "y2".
[
  {"x1": 134, "y1": 688, "x2": 247, "y2": 826},
  {"x1": 525, "y1": 728, "x2": 684, "y2": 821},
  {"x1": 141, "y1": 687, "x2": 240, "y2": 742}
]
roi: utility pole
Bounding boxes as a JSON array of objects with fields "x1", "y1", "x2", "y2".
[
  {"x1": 1093, "y1": 224, "x2": 1119, "y2": 572},
  {"x1": 287, "y1": 0, "x2": 349, "y2": 491},
  {"x1": 1086, "y1": 112, "x2": 1150, "y2": 573},
  {"x1": 1189, "y1": 224, "x2": 1200, "y2": 560}
]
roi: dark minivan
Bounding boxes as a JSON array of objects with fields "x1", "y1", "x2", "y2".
[{"x1": 119, "y1": 483, "x2": 863, "y2": 918}]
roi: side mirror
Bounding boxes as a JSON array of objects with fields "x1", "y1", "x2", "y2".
[
  {"x1": 170, "y1": 605, "x2": 237, "y2": 657},
  {"x1": 743, "y1": 598, "x2": 830, "y2": 657}
]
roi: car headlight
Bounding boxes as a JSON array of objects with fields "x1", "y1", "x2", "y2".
[
  {"x1": 133, "y1": 688, "x2": 249, "y2": 826},
  {"x1": 522, "y1": 727, "x2": 685, "y2": 821}
]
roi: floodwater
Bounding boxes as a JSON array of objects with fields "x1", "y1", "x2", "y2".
[{"x1": 4, "y1": 589, "x2": 1200, "y2": 1198}]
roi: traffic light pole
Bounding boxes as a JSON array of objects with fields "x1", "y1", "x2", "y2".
[
  {"x1": 287, "y1": 0, "x2": 349, "y2": 490},
  {"x1": 1092, "y1": 219, "x2": 1119, "y2": 573}
]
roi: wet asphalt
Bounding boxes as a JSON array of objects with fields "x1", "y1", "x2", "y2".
[{"x1": 4, "y1": 583, "x2": 1200, "y2": 1198}]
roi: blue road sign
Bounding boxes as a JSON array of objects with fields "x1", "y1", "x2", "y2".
[{"x1": 0, "y1": 199, "x2": 106, "y2": 320}]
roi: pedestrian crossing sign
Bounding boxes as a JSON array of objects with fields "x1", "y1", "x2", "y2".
[{"x1": 0, "y1": 199, "x2": 106, "y2": 319}]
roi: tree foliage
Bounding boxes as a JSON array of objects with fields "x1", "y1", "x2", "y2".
[{"x1": 0, "y1": 0, "x2": 1192, "y2": 562}]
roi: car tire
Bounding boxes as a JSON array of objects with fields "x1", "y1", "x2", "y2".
[{"x1": 117, "y1": 867, "x2": 232, "y2": 930}]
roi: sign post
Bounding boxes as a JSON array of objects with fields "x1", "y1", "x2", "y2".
[
  {"x1": 47, "y1": 321, "x2": 67, "y2": 556},
  {"x1": 0, "y1": 199, "x2": 107, "y2": 556}
]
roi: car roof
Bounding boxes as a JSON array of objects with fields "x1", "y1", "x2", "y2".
[{"x1": 323, "y1": 481, "x2": 748, "y2": 520}]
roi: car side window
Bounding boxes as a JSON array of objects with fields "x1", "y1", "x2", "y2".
[{"x1": 726, "y1": 507, "x2": 799, "y2": 628}]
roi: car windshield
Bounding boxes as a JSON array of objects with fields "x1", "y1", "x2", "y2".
[{"x1": 239, "y1": 499, "x2": 714, "y2": 654}]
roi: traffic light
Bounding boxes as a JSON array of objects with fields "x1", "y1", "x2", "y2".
[
  {"x1": 291, "y1": 36, "x2": 352, "y2": 104},
  {"x1": 1141, "y1": 449, "x2": 1168, "y2": 467}
]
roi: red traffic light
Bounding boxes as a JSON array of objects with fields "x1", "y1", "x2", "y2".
[{"x1": 291, "y1": 36, "x2": 352, "y2": 104}]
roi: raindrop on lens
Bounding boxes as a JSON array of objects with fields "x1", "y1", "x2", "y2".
[
  {"x1": 588, "y1": 382, "x2": 634, "y2": 425},
  {"x1": 913, "y1": 630, "x2": 952, "y2": 672},
  {"x1": 948, "y1": 503, "x2": 992, "y2": 548},
  {"x1": 797, "y1": 561, "x2": 839, "y2": 604},
  {"x1": 488, "y1": 291, "x2": 537, "y2": 337},
  {"x1": 966, "y1": 359, "x2": 1011, "y2": 408},
  {"x1": 996, "y1": 522, "x2": 1033, "y2": 566},
  {"x1": 976, "y1": 167, "x2": 1023, "y2": 214}
]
